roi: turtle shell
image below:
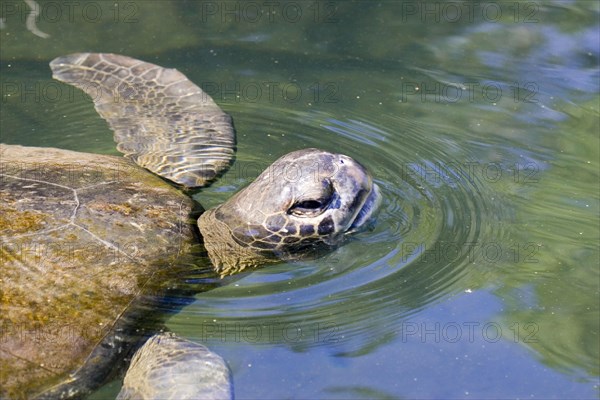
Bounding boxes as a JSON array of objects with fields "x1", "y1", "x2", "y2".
[{"x1": 0, "y1": 144, "x2": 197, "y2": 398}]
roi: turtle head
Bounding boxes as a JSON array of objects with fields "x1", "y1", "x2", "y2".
[{"x1": 198, "y1": 148, "x2": 381, "y2": 277}]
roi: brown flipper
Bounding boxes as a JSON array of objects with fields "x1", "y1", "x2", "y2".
[{"x1": 50, "y1": 53, "x2": 235, "y2": 188}]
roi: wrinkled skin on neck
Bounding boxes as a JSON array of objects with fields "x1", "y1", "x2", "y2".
[{"x1": 198, "y1": 148, "x2": 381, "y2": 277}]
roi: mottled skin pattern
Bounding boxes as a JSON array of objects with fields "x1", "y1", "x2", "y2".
[
  {"x1": 50, "y1": 53, "x2": 235, "y2": 188},
  {"x1": 199, "y1": 148, "x2": 381, "y2": 276},
  {"x1": 117, "y1": 333, "x2": 232, "y2": 400}
]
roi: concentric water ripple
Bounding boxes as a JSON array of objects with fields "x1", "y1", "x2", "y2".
[{"x1": 169, "y1": 105, "x2": 512, "y2": 353}]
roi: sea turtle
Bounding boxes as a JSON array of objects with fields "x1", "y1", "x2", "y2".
[{"x1": 0, "y1": 53, "x2": 381, "y2": 399}]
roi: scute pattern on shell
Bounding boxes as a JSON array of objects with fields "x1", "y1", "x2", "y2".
[{"x1": 0, "y1": 144, "x2": 196, "y2": 398}]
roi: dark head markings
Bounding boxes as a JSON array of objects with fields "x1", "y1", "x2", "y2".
[
  {"x1": 317, "y1": 216, "x2": 335, "y2": 235},
  {"x1": 300, "y1": 224, "x2": 315, "y2": 236}
]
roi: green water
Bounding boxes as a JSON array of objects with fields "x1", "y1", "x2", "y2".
[{"x1": 1, "y1": 1, "x2": 598, "y2": 399}]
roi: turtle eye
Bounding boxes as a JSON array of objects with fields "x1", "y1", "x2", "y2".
[
  {"x1": 296, "y1": 200, "x2": 323, "y2": 209},
  {"x1": 288, "y1": 179, "x2": 334, "y2": 217},
  {"x1": 288, "y1": 198, "x2": 330, "y2": 217}
]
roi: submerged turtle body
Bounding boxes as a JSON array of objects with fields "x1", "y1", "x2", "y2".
[
  {"x1": 0, "y1": 144, "x2": 199, "y2": 398},
  {"x1": 0, "y1": 53, "x2": 381, "y2": 399}
]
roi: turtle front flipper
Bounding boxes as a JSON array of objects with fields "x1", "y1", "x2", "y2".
[
  {"x1": 117, "y1": 333, "x2": 233, "y2": 400},
  {"x1": 50, "y1": 53, "x2": 235, "y2": 188}
]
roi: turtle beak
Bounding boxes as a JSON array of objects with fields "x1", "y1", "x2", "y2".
[{"x1": 346, "y1": 183, "x2": 382, "y2": 233}]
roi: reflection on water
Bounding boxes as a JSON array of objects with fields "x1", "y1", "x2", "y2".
[{"x1": 1, "y1": 1, "x2": 598, "y2": 399}]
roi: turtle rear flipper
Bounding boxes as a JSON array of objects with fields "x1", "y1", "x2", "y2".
[{"x1": 50, "y1": 53, "x2": 235, "y2": 188}]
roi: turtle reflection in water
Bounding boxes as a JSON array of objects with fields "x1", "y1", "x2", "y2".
[{"x1": 0, "y1": 53, "x2": 381, "y2": 399}]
